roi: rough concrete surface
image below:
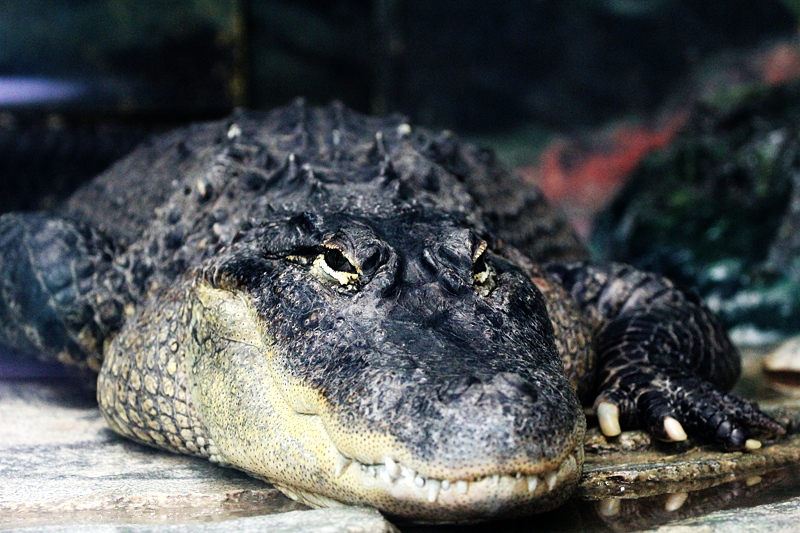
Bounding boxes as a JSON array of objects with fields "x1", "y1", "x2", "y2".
[
  {"x1": 0, "y1": 380, "x2": 395, "y2": 532},
  {"x1": 4, "y1": 508, "x2": 396, "y2": 533},
  {"x1": 641, "y1": 496, "x2": 800, "y2": 533}
]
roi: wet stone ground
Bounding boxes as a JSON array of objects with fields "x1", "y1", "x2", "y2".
[{"x1": 1, "y1": 348, "x2": 800, "y2": 532}]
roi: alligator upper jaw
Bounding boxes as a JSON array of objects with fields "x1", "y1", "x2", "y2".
[{"x1": 274, "y1": 444, "x2": 585, "y2": 524}]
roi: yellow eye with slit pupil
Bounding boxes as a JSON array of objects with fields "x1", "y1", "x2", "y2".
[
  {"x1": 324, "y1": 248, "x2": 356, "y2": 274},
  {"x1": 312, "y1": 248, "x2": 359, "y2": 286}
]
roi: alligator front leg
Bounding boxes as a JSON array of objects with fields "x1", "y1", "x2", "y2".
[
  {"x1": 0, "y1": 213, "x2": 132, "y2": 376},
  {"x1": 545, "y1": 262, "x2": 785, "y2": 450}
]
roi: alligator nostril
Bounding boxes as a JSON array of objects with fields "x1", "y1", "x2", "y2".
[
  {"x1": 435, "y1": 374, "x2": 538, "y2": 406},
  {"x1": 437, "y1": 375, "x2": 481, "y2": 403},
  {"x1": 491, "y1": 372, "x2": 538, "y2": 404}
]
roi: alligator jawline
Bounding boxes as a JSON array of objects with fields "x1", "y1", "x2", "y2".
[{"x1": 271, "y1": 443, "x2": 583, "y2": 523}]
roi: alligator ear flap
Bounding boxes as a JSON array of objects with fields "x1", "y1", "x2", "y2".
[
  {"x1": 203, "y1": 212, "x2": 325, "y2": 291},
  {"x1": 257, "y1": 212, "x2": 325, "y2": 257}
]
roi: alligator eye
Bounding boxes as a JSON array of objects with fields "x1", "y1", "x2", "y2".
[
  {"x1": 324, "y1": 248, "x2": 356, "y2": 274},
  {"x1": 472, "y1": 243, "x2": 496, "y2": 296},
  {"x1": 312, "y1": 247, "x2": 359, "y2": 286}
]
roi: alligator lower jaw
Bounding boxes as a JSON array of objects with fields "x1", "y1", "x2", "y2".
[{"x1": 272, "y1": 447, "x2": 584, "y2": 524}]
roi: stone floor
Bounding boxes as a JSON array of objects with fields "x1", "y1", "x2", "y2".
[{"x1": 2, "y1": 347, "x2": 800, "y2": 532}]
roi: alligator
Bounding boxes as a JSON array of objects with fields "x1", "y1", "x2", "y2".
[{"x1": 0, "y1": 101, "x2": 785, "y2": 523}]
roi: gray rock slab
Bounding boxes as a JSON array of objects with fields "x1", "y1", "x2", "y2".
[
  {"x1": 3, "y1": 508, "x2": 397, "y2": 533},
  {"x1": 0, "y1": 380, "x2": 397, "y2": 531},
  {"x1": 639, "y1": 496, "x2": 800, "y2": 533}
]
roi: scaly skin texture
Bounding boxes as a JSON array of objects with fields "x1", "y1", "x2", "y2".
[{"x1": 0, "y1": 101, "x2": 785, "y2": 523}]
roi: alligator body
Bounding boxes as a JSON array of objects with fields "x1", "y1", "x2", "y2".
[{"x1": 0, "y1": 101, "x2": 784, "y2": 523}]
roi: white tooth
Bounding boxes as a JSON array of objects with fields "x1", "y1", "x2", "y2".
[
  {"x1": 414, "y1": 474, "x2": 426, "y2": 487},
  {"x1": 456, "y1": 480, "x2": 469, "y2": 494},
  {"x1": 491, "y1": 474, "x2": 500, "y2": 485},
  {"x1": 334, "y1": 454, "x2": 351, "y2": 477},
  {"x1": 515, "y1": 472, "x2": 522, "y2": 480},
  {"x1": 561, "y1": 455, "x2": 577, "y2": 476},
  {"x1": 427, "y1": 479, "x2": 441, "y2": 502},
  {"x1": 545, "y1": 471, "x2": 558, "y2": 491},
  {"x1": 527, "y1": 476, "x2": 539, "y2": 492},
  {"x1": 664, "y1": 492, "x2": 688, "y2": 512},
  {"x1": 441, "y1": 480, "x2": 450, "y2": 490},
  {"x1": 597, "y1": 401, "x2": 621, "y2": 437},
  {"x1": 371, "y1": 467, "x2": 377, "y2": 477},
  {"x1": 401, "y1": 466, "x2": 415, "y2": 480},
  {"x1": 664, "y1": 417, "x2": 688, "y2": 441},
  {"x1": 384, "y1": 457, "x2": 400, "y2": 479}
]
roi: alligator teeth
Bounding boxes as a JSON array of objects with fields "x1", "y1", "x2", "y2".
[
  {"x1": 334, "y1": 453, "x2": 352, "y2": 477},
  {"x1": 561, "y1": 454, "x2": 577, "y2": 476},
  {"x1": 427, "y1": 479, "x2": 441, "y2": 503},
  {"x1": 336, "y1": 448, "x2": 582, "y2": 501},
  {"x1": 384, "y1": 456, "x2": 400, "y2": 479},
  {"x1": 545, "y1": 470, "x2": 558, "y2": 491},
  {"x1": 400, "y1": 466, "x2": 415, "y2": 480}
]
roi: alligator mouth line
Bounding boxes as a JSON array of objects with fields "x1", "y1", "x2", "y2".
[
  {"x1": 329, "y1": 447, "x2": 583, "y2": 504},
  {"x1": 266, "y1": 385, "x2": 584, "y2": 512}
]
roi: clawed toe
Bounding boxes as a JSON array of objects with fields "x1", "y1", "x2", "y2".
[
  {"x1": 662, "y1": 417, "x2": 687, "y2": 442},
  {"x1": 597, "y1": 401, "x2": 621, "y2": 437},
  {"x1": 594, "y1": 377, "x2": 785, "y2": 451}
]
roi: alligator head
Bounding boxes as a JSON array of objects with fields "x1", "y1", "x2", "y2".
[
  {"x1": 93, "y1": 104, "x2": 587, "y2": 523},
  {"x1": 179, "y1": 207, "x2": 585, "y2": 523}
]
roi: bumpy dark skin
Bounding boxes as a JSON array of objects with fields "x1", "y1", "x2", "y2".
[{"x1": 0, "y1": 101, "x2": 785, "y2": 523}]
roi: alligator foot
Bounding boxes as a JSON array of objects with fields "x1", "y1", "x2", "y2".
[{"x1": 594, "y1": 372, "x2": 785, "y2": 451}]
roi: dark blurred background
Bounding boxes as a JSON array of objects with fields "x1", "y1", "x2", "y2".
[
  {"x1": 1, "y1": 0, "x2": 796, "y2": 207},
  {"x1": 1, "y1": 1, "x2": 796, "y2": 125}
]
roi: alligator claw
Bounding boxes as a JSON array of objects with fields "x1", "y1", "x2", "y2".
[
  {"x1": 594, "y1": 374, "x2": 785, "y2": 450},
  {"x1": 597, "y1": 401, "x2": 621, "y2": 437},
  {"x1": 663, "y1": 417, "x2": 687, "y2": 442}
]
